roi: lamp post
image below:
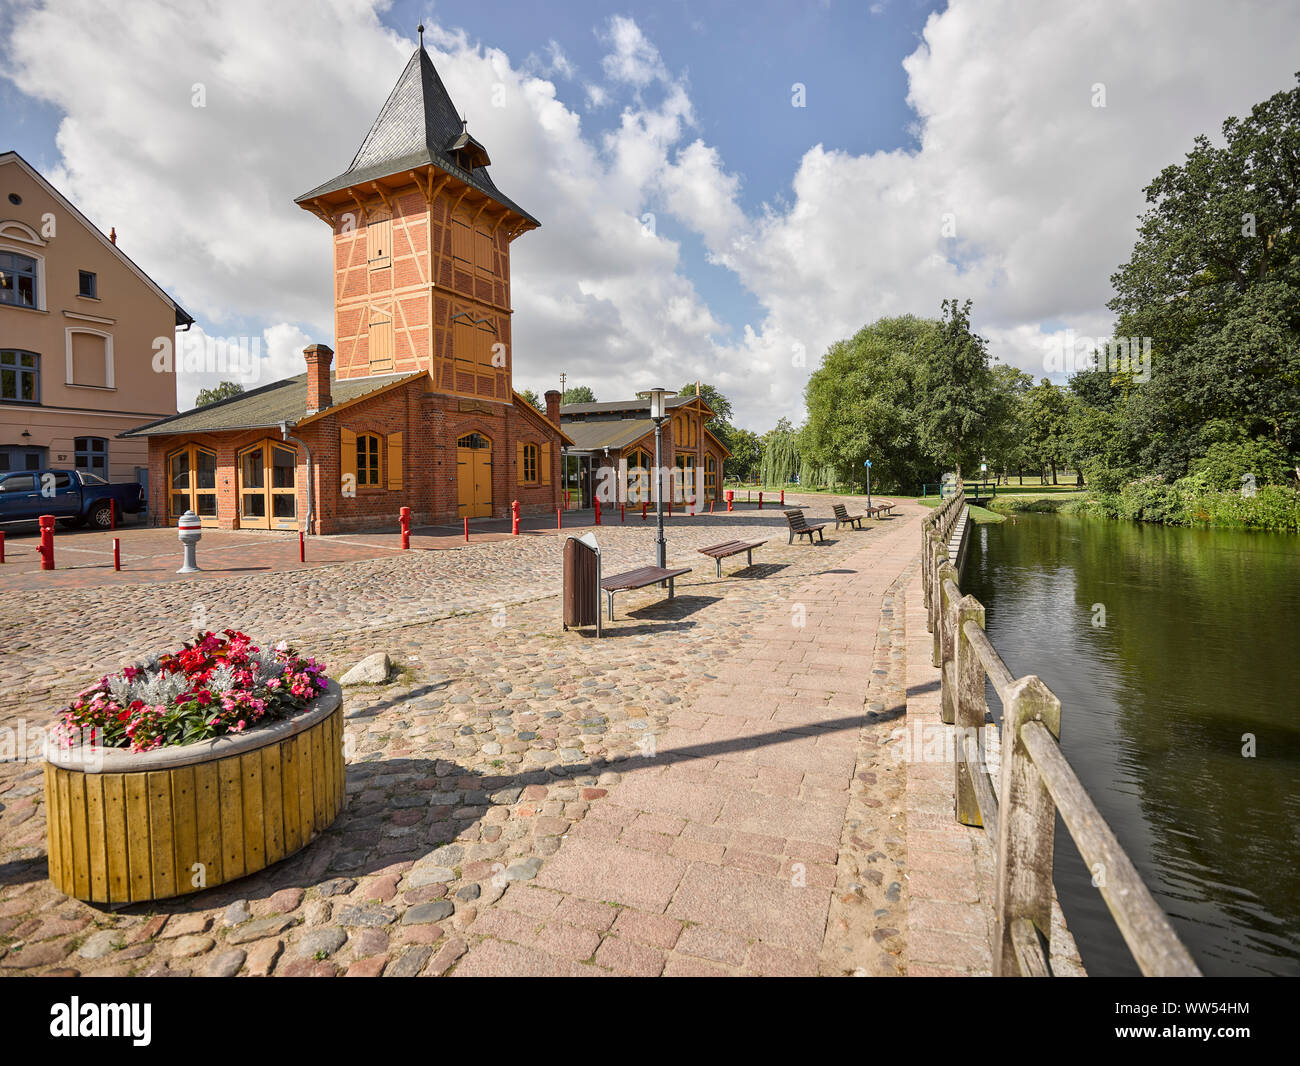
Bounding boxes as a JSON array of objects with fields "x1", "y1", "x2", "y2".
[
  {"x1": 638, "y1": 387, "x2": 675, "y2": 569},
  {"x1": 863, "y1": 458, "x2": 872, "y2": 511}
]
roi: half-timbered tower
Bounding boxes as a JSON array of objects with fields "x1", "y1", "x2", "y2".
[{"x1": 127, "y1": 38, "x2": 568, "y2": 533}]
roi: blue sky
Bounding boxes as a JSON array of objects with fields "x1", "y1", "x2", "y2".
[{"x1": 4, "y1": 1, "x2": 1298, "y2": 428}]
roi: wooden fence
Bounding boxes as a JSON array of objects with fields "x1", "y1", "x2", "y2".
[{"x1": 922, "y1": 491, "x2": 1200, "y2": 976}]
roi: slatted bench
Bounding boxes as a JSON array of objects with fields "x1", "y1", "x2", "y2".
[
  {"x1": 600, "y1": 565, "x2": 692, "y2": 620},
  {"x1": 697, "y1": 539, "x2": 767, "y2": 577},
  {"x1": 871, "y1": 500, "x2": 898, "y2": 516},
  {"x1": 832, "y1": 503, "x2": 865, "y2": 530},
  {"x1": 784, "y1": 508, "x2": 827, "y2": 545}
]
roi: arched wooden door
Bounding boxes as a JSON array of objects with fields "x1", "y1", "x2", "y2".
[{"x1": 457, "y1": 432, "x2": 492, "y2": 518}]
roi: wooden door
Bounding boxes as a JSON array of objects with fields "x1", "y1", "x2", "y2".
[{"x1": 456, "y1": 433, "x2": 492, "y2": 518}]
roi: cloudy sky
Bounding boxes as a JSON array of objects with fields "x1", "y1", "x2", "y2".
[{"x1": 3, "y1": 0, "x2": 1298, "y2": 429}]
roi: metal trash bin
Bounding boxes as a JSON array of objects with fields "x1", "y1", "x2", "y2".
[{"x1": 562, "y1": 532, "x2": 602, "y2": 636}]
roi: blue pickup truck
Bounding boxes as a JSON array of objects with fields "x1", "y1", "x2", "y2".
[{"x1": 0, "y1": 468, "x2": 146, "y2": 529}]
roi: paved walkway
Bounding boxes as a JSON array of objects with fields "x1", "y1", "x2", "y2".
[
  {"x1": 452, "y1": 511, "x2": 922, "y2": 976},
  {"x1": 0, "y1": 497, "x2": 984, "y2": 977}
]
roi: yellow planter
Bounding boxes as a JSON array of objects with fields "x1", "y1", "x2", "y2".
[{"x1": 44, "y1": 681, "x2": 344, "y2": 904}]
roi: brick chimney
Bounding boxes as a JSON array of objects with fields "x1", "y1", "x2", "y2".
[
  {"x1": 304, "y1": 344, "x2": 334, "y2": 414},
  {"x1": 544, "y1": 389, "x2": 561, "y2": 423}
]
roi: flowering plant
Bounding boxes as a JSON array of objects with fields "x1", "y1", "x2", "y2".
[{"x1": 55, "y1": 630, "x2": 329, "y2": 753}]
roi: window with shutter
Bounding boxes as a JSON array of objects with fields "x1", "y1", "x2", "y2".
[{"x1": 367, "y1": 217, "x2": 392, "y2": 268}]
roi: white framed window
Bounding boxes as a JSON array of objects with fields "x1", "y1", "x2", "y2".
[{"x1": 65, "y1": 327, "x2": 114, "y2": 389}]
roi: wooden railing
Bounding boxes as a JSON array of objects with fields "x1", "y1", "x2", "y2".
[{"x1": 921, "y1": 494, "x2": 1200, "y2": 977}]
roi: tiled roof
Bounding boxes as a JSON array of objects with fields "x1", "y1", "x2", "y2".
[
  {"x1": 561, "y1": 417, "x2": 656, "y2": 453},
  {"x1": 294, "y1": 47, "x2": 538, "y2": 226},
  {"x1": 559, "y1": 395, "x2": 698, "y2": 417},
  {"x1": 120, "y1": 372, "x2": 419, "y2": 438}
]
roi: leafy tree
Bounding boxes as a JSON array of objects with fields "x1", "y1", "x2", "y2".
[
  {"x1": 1107, "y1": 73, "x2": 1300, "y2": 480},
  {"x1": 562, "y1": 385, "x2": 597, "y2": 404},
  {"x1": 759, "y1": 418, "x2": 801, "y2": 487},
  {"x1": 193, "y1": 381, "x2": 244, "y2": 407},
  {"x1": 982, "y1": 363, "x2": 1034, "y2": 483},
  {"x1": 1021, "y1": 378, "x2": 1071, "y2": 484},
  {"x1": 914, "y1": 299, "x2": 994, "y2": 477},
  {"x1": 517, "y1": 388, "x2": 546, "y2": 414},
  {"x1": 800, "y1": 315, "x2": 939, "y2": 492},
  {"x1": 725, "y1": 427, "x2": 762, "y2": 482}
]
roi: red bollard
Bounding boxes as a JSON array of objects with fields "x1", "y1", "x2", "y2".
[
  {"x1": 511, "y1": 500, "x2": 520, "y2": 536},
  {"x1": 668, "y1": 499, "x2": 673, "y2": 519},
  {"x1": 38, "y1": 514, "x2": 55, "y2": 570},
  {"x1": 400, "y1": 506, "x2": 411, "y2": 550},
  {"x1": 758, "y1": 492, "x2": 763, "y2": 510},
  {"x1": 557, "y1": 507, "x2": 562, "y2": 530},
  {"x1": 464, "y1": 517, "x2": 469, "y2": 542},
  {"x1": 621, "y1": 502, "x2": 625, "y2": 523},
  {"x1": 780, "y1": 490, "x2": 784, "y2": 506},
  {"x1": 113, "y1": 537, "x2": 121, "y2": 571},
  {"x1": 110, "y1": 498, "x2": 116, "y2": 530},
  {"x1": 595, "y1": 499, "x2": 601, "y2": 526},
  {"x1": 299, "y1": 530, "x2": 305, "y2": 562},
  {"x1": 642, "y1": 501, "x2": 647, "y2": 521},
  {"x1": 710, "y1": 500, "x2": 715, "y2": 514},
  {"x1": 0, "y1": 530, "x2": 5, "y2": 563}
]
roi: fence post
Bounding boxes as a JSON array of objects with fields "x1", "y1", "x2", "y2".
[
  {"x1": 994, "y1": 675, "x2": 1062, "y2": 976},
  {"x1": 935, "y1": 560, "x2": 958, "y2": 707},
  {"x1": 954, "y1": 594, "x2": 987, "y2": 827},
  {"x1": 939, "y1": 567, "x2": 961, "y2": 724}
]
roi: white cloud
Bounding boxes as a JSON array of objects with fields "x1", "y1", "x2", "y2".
[{"x1": 6, "y1": 1, "x2": 1300, "y2": 434}]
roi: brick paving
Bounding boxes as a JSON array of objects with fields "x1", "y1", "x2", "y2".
[
  {"x1": 0, "y1": 494, "x2": 1059, "y2": 977},
  {"x1": 900, "y1": 550, "x2": 1085, "y2": 976}
]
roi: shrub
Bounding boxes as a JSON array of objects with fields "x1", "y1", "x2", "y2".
[{"x1": 1190, "y1": 438, "x2": 1293, "y2": 492}]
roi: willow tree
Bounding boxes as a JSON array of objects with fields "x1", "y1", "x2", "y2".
[{"x1": 760, "y1": 418, "x2": 800, "y2": 486}]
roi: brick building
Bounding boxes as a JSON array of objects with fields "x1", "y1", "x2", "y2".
[
  {"x1": 555, "y1": 392, "x2": 730, "y2": 509},
  {"x1": 125, "y1": 38, "x2": 569, "y2": 533}
]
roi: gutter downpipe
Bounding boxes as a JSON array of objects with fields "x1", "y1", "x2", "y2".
[{"x1": 280, "y1": 421, "x2": 314, "y2": 535}]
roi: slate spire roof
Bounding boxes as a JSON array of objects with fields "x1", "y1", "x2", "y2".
[{"x1": 294, "y1": 45, "x2": 538, "y2": 225}]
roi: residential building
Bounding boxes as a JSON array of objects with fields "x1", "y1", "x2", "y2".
[{"x1": 0, "y1": 151, "x2": 190, "y2": 493}]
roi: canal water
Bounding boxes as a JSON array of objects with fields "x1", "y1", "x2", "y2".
[{"x1": 962, "y1": 512, "x2": 1300, "y2": 976}]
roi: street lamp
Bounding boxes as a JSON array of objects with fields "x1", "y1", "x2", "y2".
[
  {"x1": 863, "y1": 458, "x2": 872, "y2": 511},
  {"x1": 637, "y1": 387, "x2": 676, "y2": 569}
]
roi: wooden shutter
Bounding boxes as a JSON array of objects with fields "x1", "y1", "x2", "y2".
[
  {"x1": 451, "y1": 215, "x2": 472, "y2": 262},
  {"x1": 367, "y1": 217, "x2": 392, "y2": 267},
  {"x1": 386, "y1": 432, "x2": 403, "y2": 491},
  {"x1": 475, "y1": 229, "x2": 495, "y2": 274},
  {"x1": 340, "y1": 428, "x2": 357, "y2": 488},
  {"x1": 517, "y1": 441, "x2": 526, "y2": 482},
  {"x1": 368, "y1": 314, "x2": 393, "y2": 371},
  {"x1": 541, "y1": 442, "x2": 551, "y2": 485}
]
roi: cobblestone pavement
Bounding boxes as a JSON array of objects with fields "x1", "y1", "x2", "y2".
[{"x1": 0, "y1": 497, "x2": 930, "y2": 977}]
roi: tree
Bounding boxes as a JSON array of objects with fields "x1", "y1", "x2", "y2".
[
  {"x1": 982, "y1": 364, "x2": 1034, "y2": 483},
  {"x1": 1022, "y1": 379, "x2": 1070, "y2": 484},
  {"x1": 562, "y1": 386, "x2": 597, "y2": 404},
  {"x1": 193, "y1": 381, "x2": 244, "y2": 408},
  {"x1": 1107, "y1": 74, "x2": 1300, "y2": 481},
  {"x1": 800, "y1": 315, "x2": 939, "y2": 492},
  {"x1": 914, "y1": 299, "x2": 994, "y2": 478},
  {"x1": 759, "y1": 418, "x2": 801, "y2": 487},
  {"x1": 726, "y1": 427, "x2": 762, "y2": 482},
  {"x1": 517, "y1": 388, "x2": 545, "y2": 413}
]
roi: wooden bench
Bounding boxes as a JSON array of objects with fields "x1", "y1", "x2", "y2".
[
  {"x1": 784, "y1": 508, "x2": 827, "y2": 545},
  {"x1": 870, "y1": 500, "x2": 897, "y2": 516},
  {"x1": 697, "y1": 539, "x2": 767, "y2": 577},
  {"x1": 832, "y1": 503, "x2": 865, "y2": 530},
  {"x1": 600, "y1": 565, "x2": 692, "y2": 620}
]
